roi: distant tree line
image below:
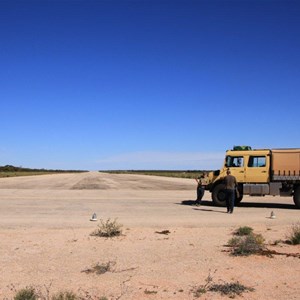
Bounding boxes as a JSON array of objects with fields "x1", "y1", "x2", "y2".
[
  {"x1": 100, "y1": 170, "x2": 212, "y2": 179},
  {"x1": 0, "y1": 165, "x2": 86, "y2": 173}
]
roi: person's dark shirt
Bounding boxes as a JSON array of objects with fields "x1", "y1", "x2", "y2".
[{"x1": 224, "y1": 174, "x2": 237, "y2": 190}]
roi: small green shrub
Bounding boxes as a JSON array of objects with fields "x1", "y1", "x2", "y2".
[
  {"x1": 14, "y1": 287, "x2": 108, "y2": 300},
  {"x1": 228, "y1": 237, "x2": 240, "y2": 247},
  {"x1": 91, "y1": 218, "x2": 123, "y2": 237},
  {"x1": 144, "y1": 289, "x2": 157, "y2": 294},
  {"x1": 192, "y1": 271, "x2": 254, "y2": 298},
  {"x1": 82, "y1": 261, "x2": 115, "y2": 275},
  {"x1": 14, "y1": 287, "x2": 38, "y2": 300},
  {"x1": 287, "y1": 223, "x2": 300, "y2": 245},
  {"x1": 231, "y1": 234, "x2": 265, "y2": 256},
  {"x1": 192, "y1": 270, "x2": 214, "y2": 297},
  {"x1": 193, "y1": 287, "x2": 206, "y2": 297},
  {"x1": 51, "y1": 291, "x2": 78, "y2": 300},
  {"x1": 209, "y1": 281, "x2": 254, "y2": 297},
  {"x1": 93, "y1": 262, "x2": 112, "y2": 274},
  {"x1": 234, "y1": 226, "x2": 253, "y2": 236},
  {"x1": 228, "y1": 227, "x2": 265, "y2": 256}
]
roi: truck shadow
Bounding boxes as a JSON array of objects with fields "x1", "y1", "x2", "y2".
[
  {"x1": 180, "y1": 200, "x2": 214, "y2": 206},
  {"x1": 179, "y1": 200, "x2": 227, "y2": 213},
  {"x1": 237, "y1": 202, "x2": 296, "y2": 209},
  {"x1": 180, "y1": 200, "x2": 296, "y2": 210}
]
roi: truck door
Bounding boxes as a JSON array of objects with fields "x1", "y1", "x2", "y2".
[
  {"x1": 225, "y1": 155, "x2": 246, "y2": 182},
  {"x1": 244, "y1": 155, "x2": 269, "y2": 183}
]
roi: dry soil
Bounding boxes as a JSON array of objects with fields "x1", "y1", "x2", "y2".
[{"x1": 0, "y1": 172, "x2": 299, "y2": 299}]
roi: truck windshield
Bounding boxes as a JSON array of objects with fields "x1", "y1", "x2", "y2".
[{"x1": 225, "y1": 156, "x2": 244, "y2": 167}]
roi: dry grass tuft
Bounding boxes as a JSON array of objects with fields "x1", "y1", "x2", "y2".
[
  {"x1": 286, "y1": 223, "x2": 300, "y2": 245},
  {"x1": 82, "y1": 261, "x2": 116, "y2": 275},
  {"x1": 234, "y1": 226, "x2": 253, "y2": 236},
  {"x1": 228, "y1": 227, "x2": 265, "y2": 256},
  {"x1": 51, "y1": 291, "x2": 78, "y2": 300},
  {"x1": 209, "y1": 281, "x2": 254, "y2": 298},
  {"x1": 192, "y1": 270, "x2": 254, "y2": 298},
  {"x1": 14, "y1": 287, "x2": 38, "y2": 300},
  {"x1": 91, "y1": 218, "x2": 123, "y2": 238}
]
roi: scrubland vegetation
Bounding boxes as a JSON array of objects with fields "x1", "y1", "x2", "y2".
[
  {"x1": 101, "y1": 170, "x2": 210, "y2": 179},
  {"x1": 90, "y1": 218, "x2": 123, "y2": 238},
  {"x1": 7, "y1": 222, "x2": 300, "y2": 299},
  {"x1": 0, "y1": 165, "x2": 86, "y2": 178}
]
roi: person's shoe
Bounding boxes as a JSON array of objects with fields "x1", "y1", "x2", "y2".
[{"x1": 230, "y1": 210, "x2": 233, "y2": 214}]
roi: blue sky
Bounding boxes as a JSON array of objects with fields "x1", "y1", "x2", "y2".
[{"x1": 1, "y1": 0, "x2": 299, "y2": 170}]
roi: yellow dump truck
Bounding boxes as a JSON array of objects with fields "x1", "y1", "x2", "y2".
[{"x1": 206, "y1": 146, "x2": 300, "y2": 208}]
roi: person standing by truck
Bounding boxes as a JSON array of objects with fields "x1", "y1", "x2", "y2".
[
  {"x1": 195, "y1": 173, "x2": 208, "y2": 204},
  {"x1": 224, "y1": 169, "x2": 237, "y2": 213}
]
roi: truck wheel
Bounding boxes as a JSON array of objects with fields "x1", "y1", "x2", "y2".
[
  {"x1": 212, "y1": 183, "x2": 227, "y2": 207},
  {"x1": 293, "y1": 185, "x2": 300, "y2": 208}
]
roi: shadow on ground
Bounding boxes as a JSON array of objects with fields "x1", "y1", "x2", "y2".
[
  {"x1": 237, "y1": 202, "x2": 296, "y2": 209},
  {"x1": 179, "y1": 200, "x2": 296, "y2": 210},
  {"x1": 179, "y1": 200, "x2": 227, "y2": 213},
  {"x1": 180, "y1": 200, "x2": 213, "y2": 206}
]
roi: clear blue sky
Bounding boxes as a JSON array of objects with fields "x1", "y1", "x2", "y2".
[{"x1": 1, "y1": 0, "x2": 299, "y2": 170}]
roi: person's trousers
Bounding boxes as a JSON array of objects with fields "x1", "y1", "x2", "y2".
[
  {"x1": 226, "y1": 189, "x2": 235, "y2": 212},
  {"x1": 197, "y1": 186, "x2": 204, "y2": 201}
]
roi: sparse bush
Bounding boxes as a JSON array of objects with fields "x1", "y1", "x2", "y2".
[
  {"x1": 228, "y1": 237, "x2": 240, "y2": 247},
  {"x1": 91, "y1": 218, "x2": 123, "y2": 237},
  {"x1": 209, "y1": 281, "x2": 254, "y2": 297},
  {"x1": 14, "y1": 287, "x2": 38, "y2": 300},
  {"x1": 192, "y1": 270, "x2": 214, "y2": 297},
  {"x1": 228, "y1": 227, "x2": 265, "y2": 256},
  {"x1": 192, "y1": 271, "x2": 254, "y2": 298},
  {"x1": 144, "y1": 289, "x2": 157, "y2": 294},
  {"x1": 231, "y1": 233, "x2": 265, "y2": 256},
  {"x1": 51, "y1": 291, "x2": 78, "y2": 300},
  {"x1": 92, "y1": 262, "x2": 113, "y2": 274},
  {"x1": 82, "y1": 261, "x2": 115, "y2": 275},
  {"x1": 234, "y1": 226, "x2": 253, "y2": 236},
  {"x1": 287, "y1": 223, "x2": 300, "y2": 245},
  {"x1": 13, "y1": 287, "x2": 108, "y2": 300},
  {"x1": 194, "y1": 286, "x2": 207, "y2": 297}
]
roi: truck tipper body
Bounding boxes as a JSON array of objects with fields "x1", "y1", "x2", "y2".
[{"x1": 206, "y1": 146, "x2": 300, "y2": 208}]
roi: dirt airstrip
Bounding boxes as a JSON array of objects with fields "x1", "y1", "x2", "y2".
[{"x1": 0, "y1": 172, "x2": 299, "y2": 299}]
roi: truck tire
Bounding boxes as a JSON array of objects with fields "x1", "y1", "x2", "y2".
[
  {"x1": 212, "y1": 183, "x2": 227, "y2": 207},
  {"x1": 293, "y1": 185, "x2": 300, "y2": 208}
]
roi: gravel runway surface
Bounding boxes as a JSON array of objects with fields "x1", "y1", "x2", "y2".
[{"x1": 0, "y1": 172, "x2": 299, "y2": 299}]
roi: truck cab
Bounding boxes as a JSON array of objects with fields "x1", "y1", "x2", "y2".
[
  {"x1": 224, "y1": 149, "x2": 270, "y2": 183},
  {"x1": 206, "y1": 146, "x2": 300, "y2": 208},
  {"x1": 206, "y1": 147, "x2": 271, "y2": 206}
]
